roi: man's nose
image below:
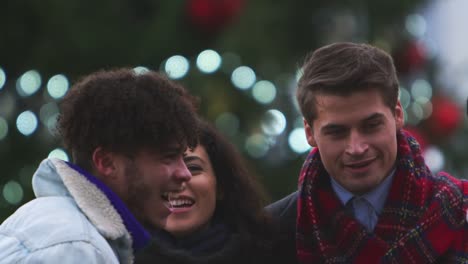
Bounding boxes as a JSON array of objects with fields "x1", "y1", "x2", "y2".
[
  {"x1": 172, "y1": 157, "x2": 192, "y2": 182},
  {"x1": 345, "y1": 131, "x2": 368, "y2": 155}
]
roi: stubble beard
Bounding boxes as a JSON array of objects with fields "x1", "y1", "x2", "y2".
[{"x1": 123, "y1": 161, "x2": 153, "y2": 227}]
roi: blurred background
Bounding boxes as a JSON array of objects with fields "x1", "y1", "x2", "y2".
[{"x1": 1, "y1": 0, "x2": 468, "y2": 222}]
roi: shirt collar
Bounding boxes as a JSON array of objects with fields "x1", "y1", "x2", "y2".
[
  {"x1": 330, "y1": 177, "x2": 354, "y2": 206},
  {"x1": 331, "y1": 168, "x2": 396, "y2": 214}
]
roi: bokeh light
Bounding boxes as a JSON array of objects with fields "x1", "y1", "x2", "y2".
[
  {"x1": 3, "y1": 181, "x2": 23, "y2": 205},
  {"x1": 288, "y1": 128, "x2": 311, "y2": 154},
  {"x1": 261, "y1": 109, "x2": 287, "y2": 136},
  {"x1": 421, "y1": 37, "x2": 439, "y2": 59},
  {"x1": 133, "y1": 66, "x2": 150, "y2": 75},
  {"x1": 48, "y1": 148, "x2": 69, "y2": 161},
  {"x1": 47, "y1": 74, "x2": 69, "y2": 99},
  {"x1": 0, "y1": 117, "x2": 8, "y2": 140},
  {"x1": 215, "y1": 112, "x2": 240, "y2": 137},
  {"x1": 418, "y1": 100, "x2": 433, "y2": 119},
  {"x1": 0, "y1": 92, "x2": 16, "y2": 119},
  {"x1": 39, "y1": 102, "x2": 59, "y2": 125},
  {"x1": 399, "y1": 87, "x2": 411, "y2": 109},
  {"x1": 16, "y1": 70, "x2": 42, "y2": 97},
  {"x1": 245, "y1": 133, "x2": 269, "y2": 158},
  {"x1": 252, "y1": 80, "x2": 277, "y2": 104},
  {"x1": 16, "y1": 110, "x2": 38, "y2": 136},
  {"x1": 196, "y1": 49, "x2": 222, "y2": 73},
  {"x1": 411, "y1": 102, "x2": 424, "y2": 120},
  {"x1": 0, "y1": 67, "x2": 6, "y2": 90},
  {"x1": 424, "y1": 146, "x2": 444, "y2": 172},
  {"x1": 411, "y1": 79, "x2": 432, "y2": 101},
  {"x1": 406, "y1": 14, "x2": 427, "y2": 38},
  {"x1": 45, "y1": 113, "x2": 59, "y2": 134},
  {"x1": 39, "y1": 102, "x2": 59, "y2": 134},
  {"x1": 231, "y1": 66, "x2": 256, "y2": 90},
  {"x1": 405, "y1": 102, "x2": 424, "y2": 125},
  {"x1": 164, "y1": 55, "x2": 190, "y2": 79}
]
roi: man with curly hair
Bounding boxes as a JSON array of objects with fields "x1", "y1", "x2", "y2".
[
  {"x1": 267, "y1": 42, "x2": 468, "y2": 263},
  {"x1": 0, "y1": 68, "x2": 200, "y2": 263}
]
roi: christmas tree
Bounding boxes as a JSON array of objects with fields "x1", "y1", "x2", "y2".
[{"x1": 5, "y1": 0, "x2": 463, "y2": 223}]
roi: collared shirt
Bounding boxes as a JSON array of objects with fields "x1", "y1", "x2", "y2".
[{"x1": 331, "y1": 169, "x2": 395, "y2": 232}]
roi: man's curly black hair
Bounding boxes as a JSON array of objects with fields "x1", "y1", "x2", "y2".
[{"x1": 56, "y1": 68, "x2": 199, "y2": 171}]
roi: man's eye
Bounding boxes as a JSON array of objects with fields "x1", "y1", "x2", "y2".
[
  {"x1": 163, "y1": 153, "x2": 180, "y2": 161},
  {"x1": 326, "y1": 130, "x2": 345, "y2": 137},
  {"x1": 366, "y1": 121, "x2": 382, "y2": 129}
]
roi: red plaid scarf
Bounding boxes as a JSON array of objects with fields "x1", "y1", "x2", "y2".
[{"x1": 297, "y1": 130, "x2": 468, "y2": 263}]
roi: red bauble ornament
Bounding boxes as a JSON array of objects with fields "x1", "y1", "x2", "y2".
[
  {"x1": 426, "y1": 96, "x2": 462, "y2": 138},
  {"x1": 187, "y1": 0, "x2": 244, "y2": 33},
  {"x1": 393, "y1": 42, "x2": 427, "y2": 74}
]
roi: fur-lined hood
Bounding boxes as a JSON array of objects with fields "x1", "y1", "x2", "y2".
[{"x1": 32, "y1": 158, "x2": 133, "y2": 263}]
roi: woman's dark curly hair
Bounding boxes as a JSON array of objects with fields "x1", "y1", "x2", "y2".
[
  {"x1": 57, "y1": 68, "x2": 199, "y2": 171},
  {"x1": 196, "y1": 119, "x2": 271, "y2": 235}
]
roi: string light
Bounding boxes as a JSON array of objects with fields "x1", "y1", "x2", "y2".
[
  {"x1": 0, "y1": 67, "x2": 6, "y2": 90},
  {"x1": 47, "y1": 74, "x2": 69, "y2": 99},
  {"x1": 231, "y1": 66, "x2": 256, "y2": 90},
  {"x1": 165, "y1": 55, "x2": 190, "y2": 79}
]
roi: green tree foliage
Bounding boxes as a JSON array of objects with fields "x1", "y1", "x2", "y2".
[{"x1": 0, "y1": 0, "x2": 426, "y2": 222}]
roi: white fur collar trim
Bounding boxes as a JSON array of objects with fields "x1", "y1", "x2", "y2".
[{"x1": 51, "y1": 159, "x2": 130, "y2": 241}]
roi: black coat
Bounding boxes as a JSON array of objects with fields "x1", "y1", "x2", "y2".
[
  {"x1": 265, "y1": 191, "x2": 299, "y2": 264},
  {"x1": 134, "y1": 232, "x2": 283, "y2": 264},
  {"x1": 135, "y1": 194, "x2": 299, "y2": 264}
]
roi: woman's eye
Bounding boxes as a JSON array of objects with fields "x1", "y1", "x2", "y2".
[{"x1": 187, "y1": 165, "x2": 203, "y2": 173}]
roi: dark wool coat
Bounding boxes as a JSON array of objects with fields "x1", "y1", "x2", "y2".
[
  {"x1": 134, "y1": 232, "x2": 291, "y2": 264},
  {"x1": 265, "y1": 191, "x2": 299, "y2": 264}
]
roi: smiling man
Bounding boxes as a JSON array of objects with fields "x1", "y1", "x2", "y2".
[
  {"x1": 267, "y1": 42, "x2": 468, "y2": 263},
  {"x1": 0, "y1": 68, "x2": 199, "y2": 263}
]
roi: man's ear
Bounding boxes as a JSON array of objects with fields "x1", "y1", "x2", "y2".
[
  {"x1": 303, "y1": 118, "x2": 317, "y2": 147},
  {"x1": 394, "y1": 100, "x2": 405, "y2": 130},
  {"x1": 92, "y1": 147, "x2": 117, "y2": 178}
]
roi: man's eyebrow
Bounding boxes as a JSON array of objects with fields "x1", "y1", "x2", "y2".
[
  {"x1": 320, "y1": 113, "x2": 385, "y2": 133},
  {"x1": 163, "y1": 144, "x2": 185, "y2": 154},
  {"x1": 321, "y1": 123, "x2": 345, "y2": 132},
  {"x1": 363, "y1": 113, "x2": 384, "y2": 122}
]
